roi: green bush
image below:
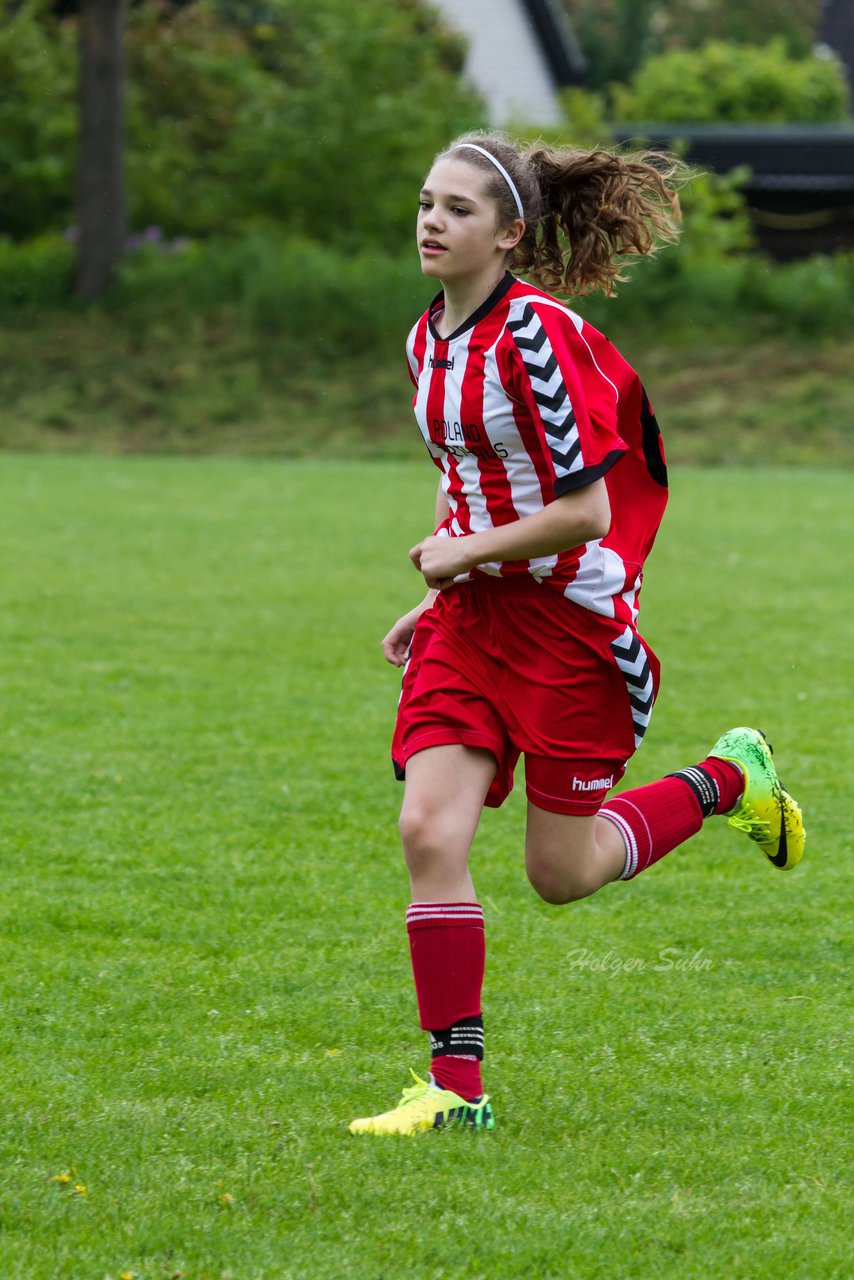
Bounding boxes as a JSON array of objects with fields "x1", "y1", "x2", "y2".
[
  {"x1": 2, "y1": 219, "x2": 852, "y2": 347},
  {"x1": 110, "y1": 234, "x2": 433, "y2": 357},
  {"x1": 577, "y1": 240, "x2": 854, "y2": 340},
  {"x1": 736, "y1": 252, "x2": 854, "y2": 335},
  {"x1": 0, "y1": 0, "x2": 76, "y2": 240},
  {"x1": 193, "y1": 0, "x2": 483, "y2": 248},
  {"x1": 576, "y1": 164, "x2": 757, "y2": 326},
  {"x1": 566, "y1": 0, "x2": 822, "y2": 91},
  {"x1": 123, "y1": 2, "x2": 274, "y2": 238},
  {"x1": 0, "y1": 0, "x2": 483, "y2": 245},
  {"x1": 611, "y1": 39, "x2": 851, "y2": 123},
  {"x1": 0, "y1": 234, "x2": 75, "y2": 309}
]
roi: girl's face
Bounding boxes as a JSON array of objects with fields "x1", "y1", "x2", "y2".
[{"x1": 417, "y1": 156, "x2": 522, "y2": 285}]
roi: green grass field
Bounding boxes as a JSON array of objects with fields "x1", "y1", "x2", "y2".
[{"x1": 0, "y1": 455, "x2": 851, "y2": 1279}]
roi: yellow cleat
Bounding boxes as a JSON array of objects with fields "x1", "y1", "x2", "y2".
[
  {"x1": 349, "y1": 1071, "x2": 494, "y2": 1136},
  {"x1": 710, "y1": 727, "x2": 805, "y2": 870}
]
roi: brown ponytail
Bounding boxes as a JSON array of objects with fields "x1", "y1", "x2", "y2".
[
  {"x1": 520, "y1": 145, "x2": 686, "y2": 296},
  {"x1": 440, "y1": 133, "x2": 690, "y2": 297}
]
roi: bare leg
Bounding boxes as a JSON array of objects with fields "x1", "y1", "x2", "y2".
[
  {"x1": 525, "y1": 801, "x2": 627, "y2": 904},
  {"x1": 399, "y1": 744, "x2": 497, "y2": 900},
  {"x1": 398, "y1": 745, "x2": 497, "y2": 1103}
]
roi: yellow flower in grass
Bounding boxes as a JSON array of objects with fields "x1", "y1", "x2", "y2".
[
  {"x1": 53, "y1": 1172, "x2": 72, "y2": 1187},
  {"x1": 73, "y1": 1183, "x2": 87, "y2": 1196}
]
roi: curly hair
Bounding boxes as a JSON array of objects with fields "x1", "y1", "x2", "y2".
[{"x1": 438, "y1": 132, "x2": 689, "y2": 297}]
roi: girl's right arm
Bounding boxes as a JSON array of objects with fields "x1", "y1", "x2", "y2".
[{"x1": 381, "y1": 484, "x2": 448, "y2": 667}]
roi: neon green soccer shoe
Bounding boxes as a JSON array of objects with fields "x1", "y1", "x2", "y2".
[
  {"x1": 349, "y1": 1071, "x2": 494, "y2": 1136},
  {"x1": 709, "y1": 727, "x2": 805, "y2": 870}
]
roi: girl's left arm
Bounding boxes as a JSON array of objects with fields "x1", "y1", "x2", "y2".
[{"x1": 409, "y1": 479, "x2": 611, "y2": 590}]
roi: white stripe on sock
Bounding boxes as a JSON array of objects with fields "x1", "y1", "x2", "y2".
[
  {"x1": 599, "y1": 807, "x2": 638, "y2": 879},
  {"x1": 406, "y1": 903, "x2": 484, "y2": 924}
]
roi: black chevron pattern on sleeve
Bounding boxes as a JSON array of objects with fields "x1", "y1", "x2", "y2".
[{"x1": 507, "y1": 303, "x2": 583, "y2": 483}]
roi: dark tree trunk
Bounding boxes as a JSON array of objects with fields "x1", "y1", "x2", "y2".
[{"x1": 74, "y1": 0, "x2": 126, "y2": 299}]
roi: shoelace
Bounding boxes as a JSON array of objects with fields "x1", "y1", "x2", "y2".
[
  {"x1": 394, "y1": 1071, "x2": 435, "y2": 1110},
  {"x1": 728, "y1": 802, "x2": 771, "y2": 841}
]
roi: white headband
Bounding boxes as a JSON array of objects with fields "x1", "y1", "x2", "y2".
[{"x1": 453, "y1": 143, "x2": 525, "y2": 219}]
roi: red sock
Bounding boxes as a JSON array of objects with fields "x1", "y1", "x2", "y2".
[
  {"x1": 599, "y1": 758, "x2": 743, "y2": 879},
  {"x1": 430, "y1": 1053, "x2": 483, "y2": 1101},
  {"x1": 698, "y1": 756, "x2": 745, "y2": 815},
  {"x1": 406, "y1": 902, "x2": 485, "y2": 1101}
]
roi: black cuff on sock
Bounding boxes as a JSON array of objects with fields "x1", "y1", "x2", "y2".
[
  {"x1": 669, "y1": 766, "x2": 718, "y2": 819},
  {"x1": 429, "y1": 1016, "x2": 484, "y2": 1060}
]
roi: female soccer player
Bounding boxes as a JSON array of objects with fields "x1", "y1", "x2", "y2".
[{"x1": 349, "y1": 133, "x2": 805, "y2": 1136}]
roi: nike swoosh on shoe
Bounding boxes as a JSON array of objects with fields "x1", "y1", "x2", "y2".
[{"x1": 768, "y1": 794, "x2": 789, "y2": 868}]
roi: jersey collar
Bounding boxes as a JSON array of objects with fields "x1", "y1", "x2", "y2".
[{"x1": 427, "y1": 271, "x2": 516, "y2": 343}]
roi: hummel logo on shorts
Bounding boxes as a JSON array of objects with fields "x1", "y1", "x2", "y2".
[{"x1": 572, "y1": 774, "x2": 614, "y2": 792}]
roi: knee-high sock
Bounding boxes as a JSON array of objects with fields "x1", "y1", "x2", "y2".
[
  {"x1": 599, "y1": 756, "x2": 744, "y2": 880},
  {"x1": 406, "y1": 902, "x2": 485, "y2": 1101}
]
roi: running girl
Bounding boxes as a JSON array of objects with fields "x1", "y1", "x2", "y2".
[{"x1": 349, "y1": 133, "x2": 805, "y2": 1136}]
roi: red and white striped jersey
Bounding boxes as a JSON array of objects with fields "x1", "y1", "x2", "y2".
[{"x1": 406, "y1": 273, "x2": 669, "y2": 625}]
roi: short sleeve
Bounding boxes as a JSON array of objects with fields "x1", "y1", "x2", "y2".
[
  {"x1": 505, "y1": 300, "x2": 627, "y2": 495},
  {"x1": 405, "y1": 318, "x2": 424, "y2": 389}
]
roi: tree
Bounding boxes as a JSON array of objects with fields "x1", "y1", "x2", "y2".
[
  {"x1": 652, "y1": 0, "x2": 821, "y2": 56},
  {"x1": 0, "y1": 0, "x2": 481, "y2": 256},
  {"x1": 74, "y1": 0, "x2": 126, "y2": 298},
  {"x1": 562, "y1": 0, "x2": 658, "y2": 90},
  {"x1": 123, "y1": 0, "x2": 482, "y2": 247},
  {"x1": 563, "y1": 0, "x2": 822, "y2": 90}
]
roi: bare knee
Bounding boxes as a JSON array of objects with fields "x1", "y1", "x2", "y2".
[
  {"x1": 527, "y1": 864, "x2": 598, "y2": 904},
  {"x1": 524, "y1": 804, "x2": 617, "y2": 905},
  {"x1": 399, "y1": 797, "x2": 443, "y2": 875},
  {"x1": 398, "y1": 795, "x2": 468, "y2": 879},
  {"x1": 397, "y1": 746, "x2": 492, "y2": 900},
  {"x1": 398, "y1": 796, "x2": 475, "y2": 901},
  {"x1": 525, "y1": 844, "x2": 602, "y2": 905}
]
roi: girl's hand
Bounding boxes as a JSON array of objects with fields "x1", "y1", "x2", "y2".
[
  {"x1": 381, "y1": 593, "x2": 437, "y2": 666},
  {"x1": 409, "y1": 535, "x2": 473, "y2": 589}
]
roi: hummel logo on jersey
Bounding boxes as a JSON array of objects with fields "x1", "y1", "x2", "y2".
[
  {"x1": 429, "y1": 355, "x2": 455, "y2": 370},
  {"x1": 572, "y1": 774, "x2": 614, "y2": 792}
]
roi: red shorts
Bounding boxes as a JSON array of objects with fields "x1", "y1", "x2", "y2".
[{"x1": 391, "y1": 579, "x2": 660, "y2": 815}]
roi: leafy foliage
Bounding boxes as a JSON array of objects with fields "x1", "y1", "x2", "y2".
[
  {"x1": 0, "y1": 232, "x2": 75, "y2": 308},
  {"x1": 0, "y1": 0, "x2": 76, "y2": 240},
  {"x1": 127, "y1": 0, "x2": 483, "y2": 244},
  {"x1": 0, "y1": 0, "x2": 483, "y2": 243},
  {"x1": 2, "y1": 205, "x2": 853, "y2": 359},
  {"x1": 650, "y1": 0, "x2": 821, "y2": 55},
  {"x1": 610, "y1": 39, "x2": 851, "y2": 123},
  {"x1": 563, "y1": 0, "x2": 660, "y2": 92},
  {"x1": 110, "y1": 233, "x2": 431, "y2": 355},
  {"x1": 564, "y1": 0, "x2": 823, "y2": 91}
]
